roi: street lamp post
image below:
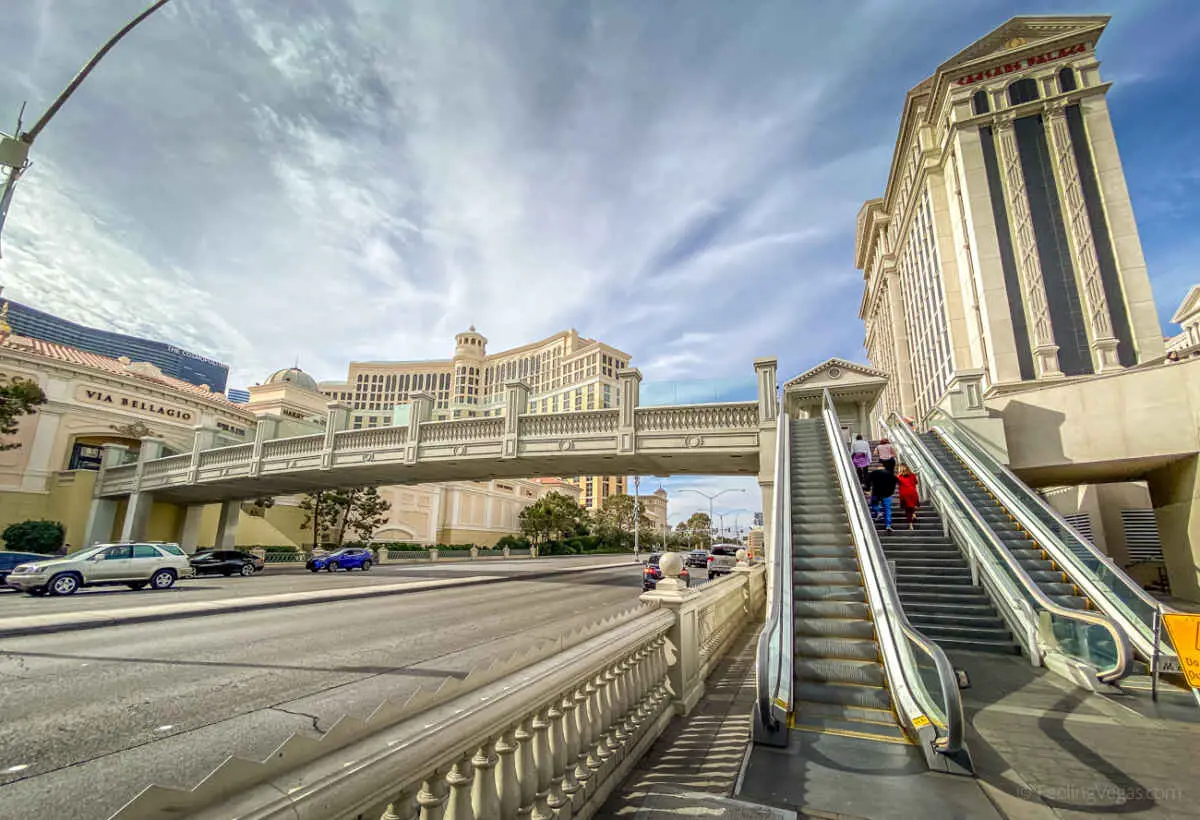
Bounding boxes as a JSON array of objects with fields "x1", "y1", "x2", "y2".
[
  {"x1": 0, "y1": 0, "x2": 175, "y2": 253},
  {"x1": 677, "y1": 488, "x2": 745, "y2": 545},
  {"x1": 632, "y1": 475, "x2": 640, "y2": 560}
]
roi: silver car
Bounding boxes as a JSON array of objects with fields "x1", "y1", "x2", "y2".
[{"x1": 6, "y1": 543, "x2": 192, "y2": 596}]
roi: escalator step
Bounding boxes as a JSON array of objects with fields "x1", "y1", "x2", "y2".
[
  {"x1": 791, "y1": 512, "x2": 849, "y2": 525},
  {"x1": 795, "y1": 682, "x2": 893, "y2": 710},
  {"x1": 797, "y1": 658, "x2": 886, "y2": 686},
  {"x1": 795, "y1": 600, "x2": 870, "y2": 619},
  {"x1": 793, "y1": 557, "x2": 860, "y2": 573},
  {"x1": 793, "y1": 570, "x2": 864, "y2": 586},
  {"x1": 794, "y1": 636, "x2": 879, "y2": 660},
  {"x1": 794, "y1": 584, "x2": 866, "y2": 602},
  {"x1": 791, "y1": 522, "x2": 853, "y2": 536},
  {"x1": 796, "y1": 700, "x2": 898, "y2": 726},
  {"x1": 792, "y1": 714, "x2": 911, "y2": 744},
  {"x1": 794, "y1": 617, "x2": 876, "y2": 640}
]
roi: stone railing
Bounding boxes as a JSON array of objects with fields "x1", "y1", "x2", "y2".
[
  {"x1": 421, "y1": 416, "x2": 505, "y2": 444},
  {"x1": 112, "y1": 562, "x2": 766, "y2": 820},
  {"x1": 100, "y1": 463, "x2": 138, "y2": 494},
  {"x1": 336, "y1": 426, "x2": 408, "y2": 452},
  {"x1": 197, "y1": 442, "x2": 254, "y2": 469},
  {"x1": 519, "y1": 409, "x2": 619, "y2": 438},
  {"x1": 635, "y1": 402, "x2": 758, "y2": 432},
  {"x1": 141, "y1": 453, "x2": 191, "y2": 480},
  {"x1": 261, "y1": 433, "x2": 325, "y2": 461}
]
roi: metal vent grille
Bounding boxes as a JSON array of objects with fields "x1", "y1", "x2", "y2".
[
  {"x1": 1063, "y1": 513, "x2": 1094, "y2": 544},
  {"x1": 1121, "y1": 509, "x2": 1164, "y2": 563}
]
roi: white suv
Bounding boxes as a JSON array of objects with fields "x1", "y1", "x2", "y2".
[{"x1": 6, "y1": 542, "x2": 193, "y2": 596}]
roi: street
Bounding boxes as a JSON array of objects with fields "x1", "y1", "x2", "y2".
[{"x1": 0, "y1": 561, "x2": 643, "y2": 820}]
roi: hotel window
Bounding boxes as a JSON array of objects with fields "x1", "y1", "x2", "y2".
[
  {"x1": 1058, "y1": 66, "x2": 1077, "y2": 93},
  {"x1": 574, "y1": 391, "x2": 582, "y2": 411},
  {"x1": 971, "y1": 90, "x2": 989, "y2": 115},
  {"x1": 1007, "y1": 78, "x2": 1039, "y2": 106},
  {"x1": 541, "y1": 398, "x2": 548, "y2": 414},
  {"x1": 900, "y1": 188, "x2": 954, "y2": 420}
]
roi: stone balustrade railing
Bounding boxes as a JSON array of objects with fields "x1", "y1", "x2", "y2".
[
  {"x1": 518, "y1": 409, "x2": 619, "y2": 438},
  {"x1": 635, "y1": 402, "x2": 758, "y2": 432},
  {"x1": 336, "y1": 426, "x2": 409, "y2": 452},
  {"x1": 421, "y1": 416, "x2": 505, "y2": 444},
  {"x1": 140, "y1": 454, "x2": 190, "y2": 480},
  {"x1": 112, "y1": 563, "x2": 766, "y2": 820},
  {"x1": 262, "y1": 433, "x2": 324, "y2": 460},
  {"x1": 198, "y1": 442, "x2": 254, "y2": 469}
]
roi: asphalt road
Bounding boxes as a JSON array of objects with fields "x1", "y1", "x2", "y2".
[
  {"x1": 0, "y1": 554, "x2": 635, "y2": 617},
  {"x1": 0, "y1": 563, "x2": 644, "y2": 820}
]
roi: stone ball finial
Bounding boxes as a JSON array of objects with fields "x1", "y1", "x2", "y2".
[
  {"x1": 659, "y1": 551, "x2": 683, "y2": 578},
  {"x1": 736, "y1": 548, "x2": 748, "y2": 566}
]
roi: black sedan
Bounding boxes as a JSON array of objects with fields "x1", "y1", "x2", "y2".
[
  {"x1": 0, "y1": 552, "x2": 50, "y2": 586},
  {"x1": 189, "y1": 549, "x2": 264, "y2": 577}
]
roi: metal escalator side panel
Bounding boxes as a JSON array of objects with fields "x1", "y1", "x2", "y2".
[
  {"x1": 754, "y1": 412, "x2": 792, "y2": 746},
  {"x1": 820, "y1": 391, "x2": 969, "y2": 771}
]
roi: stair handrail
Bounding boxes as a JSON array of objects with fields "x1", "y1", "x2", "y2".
[
  {"x1": 927, "y1": 410, "x2": 1180, "y2": 666},
  {"x1": 886, "y1": 414, "x2": 1133, "y2": 684},
  {"x1": 883, "y1": 418, "x2": 1040, "y2": 659},
  {"x1": 755, "y1": 412, "x2": 793, "y2": 739},
  {"x1": 821, "y1": 391, "x2": 964, "y2": 759}
]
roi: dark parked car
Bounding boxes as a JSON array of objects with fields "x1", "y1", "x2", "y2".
[
  {"x1": 189, "y1": 549, "x2": 264, "y2": 577},
  {"x1": 307, "y1": 547, "x2": 373, "y2": 572},
  {"x1": 0, "y1": 552, "x2": 49, "y2": 586},
  {"x1": 685, "y1": 549, "x2": 709, "y2": 568},
  {"x1": 642, "y1": 553, "x2": 691, "y2": 591}
]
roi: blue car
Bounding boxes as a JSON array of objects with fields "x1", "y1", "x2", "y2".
[
  {"x1": 306, "y1": 547, "x2": 373, "y2": 572},
  {"x1": 0, "y1": 552, "x2": 50, "y2": 586}
]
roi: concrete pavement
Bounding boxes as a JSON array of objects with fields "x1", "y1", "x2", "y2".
[
  {"x1": 0, "y1": 555, "x2": 633, "y2": 637},
  {"x1": 0, "y1": 565, "x2": 641, "y2": 820}
]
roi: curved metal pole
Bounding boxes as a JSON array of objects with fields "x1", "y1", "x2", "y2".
[{"x1": 21, "y1": 0, "x2": 175, "y2": 145}]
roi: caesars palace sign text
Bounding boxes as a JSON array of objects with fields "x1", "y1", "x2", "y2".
[
  {"x1": 956, "y1": 43, "x2": 1088, "y2": 86},
  {"x1": 78, "y1": 387, "x2": 195, "y2": 422}
]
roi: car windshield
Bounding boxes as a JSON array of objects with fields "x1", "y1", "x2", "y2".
[
  {"x1": 327, "y1": 549, "x2": 352, "y2": 558},
  {"x1": 646, "y1": 554, "x2": 662, "y2": 565},
  {"x1": 62, "y1": 546, "x2": 104, "y2": 560}
]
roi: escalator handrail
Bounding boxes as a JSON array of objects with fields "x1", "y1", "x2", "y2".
[
  {"x1": 755, "y1": 412, "x2": 792, "y2": 733},
  {"x1": 822, "y1": 391, "x2": 963, "y2": 754},
  {"x1": 886, "y1": 414, "x2": 1134, "y2": 683},
  {"x1": 928, "y1": 410, "x2": 1180, "y2": 663},
  {"x1": 882, "y1": 419, "x2": 1041, "y2": 659}
]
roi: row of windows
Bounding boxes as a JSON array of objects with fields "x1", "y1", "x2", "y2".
[
  {"x1": 866, "y1": 283, "x2": 902, "y2": 418},
  {"x1": 899, "y1": 189, "x2": 955, "y2": 420},
  {"x1": 971, "y1": 67, "x2": 1078, "y2": 116}
]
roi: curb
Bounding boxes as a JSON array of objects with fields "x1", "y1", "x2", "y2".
[{"x1": 0, "y1": 561, "x2": 634, "y2": 639}]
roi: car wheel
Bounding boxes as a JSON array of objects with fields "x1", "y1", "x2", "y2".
[
  {"x1": 222, "y1": 570, "x2": 234, "y2": 577},
  {"x1": 49, "y1": 574, "x2": 80, "y2": 596},
  {"x1": 25, "y1": 588, "x2": 46, "y2": 597},
  {"x1": 326, "y1": 562, "x2": 338, "y2": 572},
  {"x1": 361, "y1": 560, "x2": 372, "y2": 571},
  {"x1": 127, "y1": 581, "x2": 148, "y2": 590},
  {"x1": 239, "y1": 563, "x2": 255, "y2": 577},
  {"x1": 150, "y1": 569, "x2": 177, "y2": 590},
  {"x1": 309, "y1": 567, "x2": 319, "y2": 573}
]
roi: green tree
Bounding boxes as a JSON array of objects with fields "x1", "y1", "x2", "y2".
[
  {"x1": 299, "y1": 491, "x2": 336, "y2": 549},
  {"x1": 519, "y1": 492, "x2": 586, "y2": 546},
  {"x1": 598, "y1": 493, "x2": 652, "y2": 535},
  {"x1": 2, "y1": 519, "x2": 65, "y2": 554},
  {"x1": 0, "y1": 380, "x2": 47, "y2": 451},
  {"x1": 345, "y1": 486, "x2": 391, "y2": 542}
]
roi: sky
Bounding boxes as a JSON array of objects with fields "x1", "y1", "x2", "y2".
[{"x1": 1, "y1": 0, "x2": 1198, "y2": 524}]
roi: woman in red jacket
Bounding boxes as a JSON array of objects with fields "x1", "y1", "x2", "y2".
[{"x1": 896, "y1": 463, "x2": 920, "y2": 530}]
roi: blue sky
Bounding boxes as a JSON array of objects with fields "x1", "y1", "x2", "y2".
[{"x1": 1, "y1": 1, "x2": 1197, "y2": 521}]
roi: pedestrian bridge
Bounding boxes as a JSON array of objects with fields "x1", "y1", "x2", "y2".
[{"x1": 92, "y1": 362, "x2": 780, "y2": 507}]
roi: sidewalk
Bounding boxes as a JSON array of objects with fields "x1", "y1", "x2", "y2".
[
  {"x1": 597, "y1": 621, "x2": 769, "y2": 818},
  {"x1": 0, "y1": 560, "x2": 629, "y2": 638}
]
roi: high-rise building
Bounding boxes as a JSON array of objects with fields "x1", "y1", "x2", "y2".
[
  {"x1": 226, "y1": 388, "x2": 251, "y2": 404},
  {"x1": 318, "y1": 327, "x2": 634, "y2": 513},
  {"x1": 857, "y1": 16, "x2": 1164, "y2": 422},
  {"x1": 0, "y1": 296, "x2": 230, "y2": 392}
]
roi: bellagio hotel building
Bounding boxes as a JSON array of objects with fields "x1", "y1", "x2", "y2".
[
  {"x1": 318, "y1": 328, "x2": 630, "y2": 511},
  {"x1": 857, "y1": 16, "x2": 1165, "y2": 423}
]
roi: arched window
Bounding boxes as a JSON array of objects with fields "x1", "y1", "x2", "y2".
[
  {"x1": 972, "y1": 90, "x2": 990, "y2": 115},
  {"x1": 1058, "y1": 66, "x2": 1078, "y2": 93},
  {"x1": 1007, "y1": 78, "x2": 1039, "y2": 106}
]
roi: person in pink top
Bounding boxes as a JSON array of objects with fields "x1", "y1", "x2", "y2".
[{"x1": 875, "y1": 438, "x2": 896, "y2": 473}]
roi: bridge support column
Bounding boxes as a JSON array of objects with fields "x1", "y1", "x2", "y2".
[
  {"x1": 84, "y1": 444, "x2": 131, "y2": 546},
  {"x1": 179, "y1": 505, "x2": 205, "y2": 554},
  {"x1": 322, "y1": 402, "x2": 351, "y2": 469},
  {"x1": 502, "y1": 381, "x2": 531, "y2": 459},
  {"x1": 1147, "y1": 455, "x2": 1200, "y2": 603},
  {"x1": 249, "y1": 417, "x2": 279, "y2": 478},
  {"x1": 755, "y1": 358, "x2": 779, "y2": 559},
  {"x1": 617, "y1": 368, "x2": 642, "y2": 454},
  {"x1": 215, "y1": 500, "x2": 241, "y2": 549},
  {"x1": 119, "y1": 437, "x2": 167, "y2": 543},
  {"x1": 405, "y1": 392, "x2": 435, "y2": 464}
]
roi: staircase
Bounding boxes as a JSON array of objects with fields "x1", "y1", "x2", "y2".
[
  {"x1": 789, "y1": 419, "x2": 908, "y2": 744},
  {"x1": 876, "y1": 496, "x2": 1020, "y2": 655},
  {"x1": 919, "y1": 432, "x2": 1089, "y2": 611}
]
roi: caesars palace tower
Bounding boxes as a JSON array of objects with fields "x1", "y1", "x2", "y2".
[{"x1": 857, "y1": 15, "x2": 1165, "y2": 422}]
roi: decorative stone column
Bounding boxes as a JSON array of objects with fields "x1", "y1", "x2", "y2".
[
  {"x1": 248, "y1": 416, "x2": 279, "y2": 479},
  {"x1": 19, "y1": 408, "x2": 63, "y2": 492},
  {"x1": 179, "y1": 504, "x2": 205, "y2": 553},
  {"x1": 616, "y1": 368, "x2": 642, "y2": 455},
  {"x1": 754, "y1": 358, "x2": 778, "y2": 560},
  {"x1": 639, "y1": 552, "x2": 700, "y2": 715},
  {"x1": 754, "y1": 357, "x2": 779, "y2": 424},
  {"x1": 120, "y1": 437, "x2": 167, "y2": 542},
  {"x1": 214, "y1": 499, "x2": 241, "y2": 549},
  {"x1": 321, "y1": 402, "x2": 351, "y2": 470},
  {"x1": 992, "y1": 113, "x2": 1063, "y2": 379},
  {"x1": 404, "y1": 392, "x2": 435, "y2": 465},
  {"x1": 502, "y1": 380, "x2": 530, "y2": 460},
  {"x1": 83, "y1": 443, "x2": 130, "y2": 546},
  {"x1": 1041, "y1": 99, "x2": 1122, "y2": 372}
]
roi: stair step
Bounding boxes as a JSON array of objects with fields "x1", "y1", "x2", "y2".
[
  {"x1": 795, "y1": 700, "x2": 898, "y2": 726},
  {"x1": 792, "y1": 715, "x2": 911, "y2": 744},
  {"x1": 793, "y1": 570, "x2": 864, "y2": 586},
  {"x1": 908, "y1": 611, "x2": 1006, "y2": 629},
  {"x1": 794, "y1": 584, "x2": 866, "y2": 602},
  {"x1": 795, "y1": 682, "x2": 892, "y2": 711},
  {"x1": 911, "y1": 623, "x2": 1015, "y2": 641},
  {"x1": 794, "y1": 617, "x2": 876, "y2": 640},
  {"x1": 794, "y1": 636, "x2": 879, "y2": 661},
  {"x1": 793, "y1": 557, "x2": 860, "y2": 573},
  {"x1": 796, "y1": 658, "x2": 886, "y2": 687},
  {"x1": 929, "y1": 636, "x2": 1022, "y2": 655},
  {"x1": 902, "y1": 600, "x2": 996, "y2": 615},
  {"x1": 795, "y1": 600, "x2": 870, "y2": 619}
]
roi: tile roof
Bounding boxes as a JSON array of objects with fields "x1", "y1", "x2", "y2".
[{"x1": 1, "y1": 333, "x2": 252, "y2": 415}]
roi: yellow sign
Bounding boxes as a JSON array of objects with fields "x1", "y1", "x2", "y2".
[
  {"x1": 1162, "y1": 613, "x2": 1200, "y2": 688},
  {"x1": 911, "y1": 715, "x2": 931, "y2": 729}
]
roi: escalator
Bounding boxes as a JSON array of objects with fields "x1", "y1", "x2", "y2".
[{"x1": 756, "y1": 391, "x2": 969, "y2": 775}]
